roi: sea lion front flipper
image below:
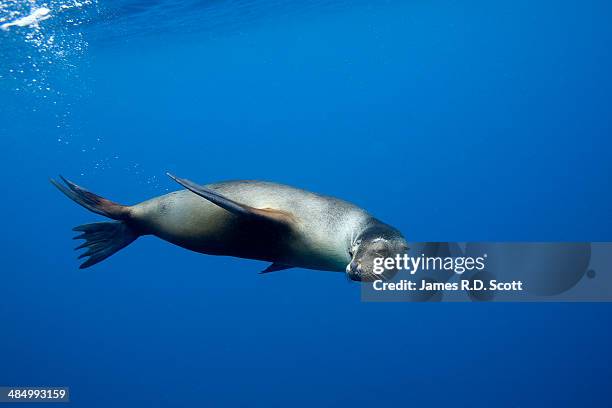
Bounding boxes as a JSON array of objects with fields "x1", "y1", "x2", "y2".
[
  {"x1": 260, "y1": 263, "x2": 294, "y2": 274},
  {"x1": 166, "y1": 173, "x2": 294, "y2": 226}
]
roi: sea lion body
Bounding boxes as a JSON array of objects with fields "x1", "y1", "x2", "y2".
[{"x1": 131, "y1": 181, "x2": 368, "y2": 272}]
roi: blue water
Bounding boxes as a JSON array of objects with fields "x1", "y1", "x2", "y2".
[{"x1": 1, "y1": 0, "x2": 612, "y2": 406}]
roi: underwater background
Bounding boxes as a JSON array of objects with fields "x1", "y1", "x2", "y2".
[{"x1": 1, "y1": 0, "x2": 612, "y2": 406}]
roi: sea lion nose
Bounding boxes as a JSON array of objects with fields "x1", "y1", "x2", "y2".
[
  {"x1": 346, "y1": 261, "x2": 363, "y2": 281},
  {"x1": 349, "y1": 261, "x2": 362, "y2": 274}
]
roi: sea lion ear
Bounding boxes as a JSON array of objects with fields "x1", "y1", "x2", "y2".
[{"x1": 166, "y1": 173, "x2": 295, "y2": 227}]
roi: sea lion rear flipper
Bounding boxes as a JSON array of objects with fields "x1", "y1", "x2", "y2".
[
  {"x1": 51, "y1": 175, "x2": 130, "y2": 220},
  {"x1": 51, "y1": 176, "x2": 139, "y2": 268},
  {"x1": 260, "y1": 263, "x2": 294, "y2": 274},
  {"x1": 166, "y1": 173, "x2": 294, "y2": 226}
]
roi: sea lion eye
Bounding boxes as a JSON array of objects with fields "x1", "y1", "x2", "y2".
[{"x1": 349, "y1": 239, "x2": 361, "y2": 256}]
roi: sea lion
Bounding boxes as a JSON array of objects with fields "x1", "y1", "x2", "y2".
[{"x1": 51, "y1": 174, "x2": 408, "y2": 281}]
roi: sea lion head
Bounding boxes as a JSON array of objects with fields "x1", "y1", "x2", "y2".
[{"x1": 346, "y1": 222, "x2": 408, "y2": 281}]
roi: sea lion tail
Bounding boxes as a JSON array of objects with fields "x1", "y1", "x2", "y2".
[{"x1": 51, "y1": 176, "x2": 139, "y2": 268}]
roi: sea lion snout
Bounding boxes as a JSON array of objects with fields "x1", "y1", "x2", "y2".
[
  {"x1": 346, "y1": 224, "x2": 408, "y2": 282},
  {"x1": 346, "y1": 260, "x2": 363, "y2": 278}
]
